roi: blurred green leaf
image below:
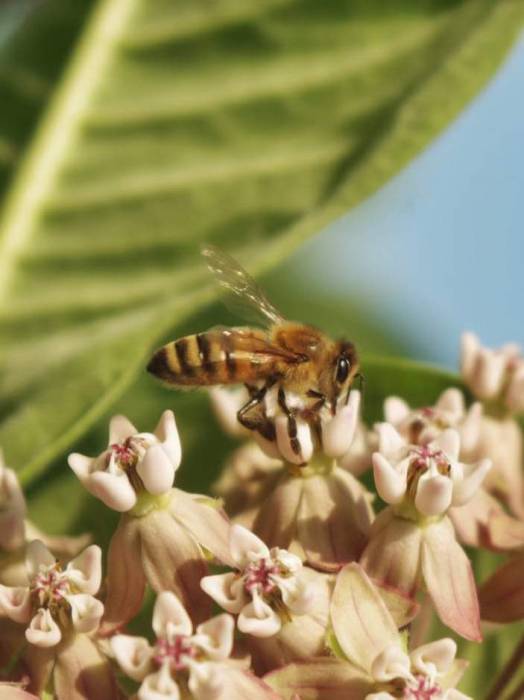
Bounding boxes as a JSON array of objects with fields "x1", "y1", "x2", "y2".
[{"x1": 1, "y1": 0, "x2": 523, "y2": 486}]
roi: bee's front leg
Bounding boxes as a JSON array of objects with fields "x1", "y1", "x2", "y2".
[
  {"x1": 306, "y1": 389, "x2": 326, "y2": 413},
  {"x1": 277, "y1": 387, "x2": 302, "y2": 457}
]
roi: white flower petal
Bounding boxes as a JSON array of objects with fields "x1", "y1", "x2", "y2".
[
  {"x1": 366, "y1": 694, "x2": 396, "y2": 700},
  {"x1": 415, "y1": 474, "x2": 453, "y2": 517},
  {"x1": 371, "y1": 643, "x2": 411, "y2": 683},
  {"x1": 252, "y1": 431, "x2": 282, "y2": 459},
  {"x1": 137, "y1": 445, "x2": 175, "y2": 495},
  {"x1": 384, "y1": 396, "x2": 411, "y2": 425},
  {"x1": 209, "y1": 387, "x2": 248, "y2": 438},
  {"x1": 372, "y1": 453, "x2": 407, "y2": 504},
  {"x1": 459, "y1": 402, "x2": 482, "y2": 454},
  {"x1": 26, "y1": 608, "x2": 62, "y2": 647},
  {"x1": 322, "y1": 394, "x2": 359, "y2": 458},
  {"x1": 111, "y1": 634, "x2": 153, "y2": 682},
  {"x1": 67, "y1": 453, "x2": 94, "y2": 481},
  {"x1": 278, "y1": 574, "x2": 315, "y2": 616},
  {"x1": 188, "y1": 661, "x2": 225, "y2": 700},
  {"x1": 436, "y1": 389, "x2": 465, "y2": 419},
  {"x1": 229, "y1": 525, "x2": 269, "y2": 567},
  {"x1": 138, "y1": 665, "x2": 180, "y2": 700},
  {"x1": 0, "y1": 585, "x2": 32, "y2": 623},
  {"x1": 410, "y1": 638, "x2": 457, "y2": 677},
  {"x1": 26, "y1": 540, "x2": 55, "y2": 581},
  {"x1": 238, "y1": 597, "x2": 281, "y2": 638},
  {"x1": 275, "y1": 415, "x2": 313, "y2": 465},
  {"x1": 109, "y1": 415, "x2": 137, "y2": 444},
  {"x1": 153, "y1": 410, "x2": 182, "y2": 470},
  {"x1": 460, "y1": 332, "x2": 480, "y2": 380},
  {"x1": 88, "y1": 470, "x2": 137, "y2": 512},
  {"x1": 68, "y1": 593, "x2": 104, "y2": 634},
  {"x1": 505, "y1": 364, "x2": 524, "y2": 413},
  {"x1": 375, "y1": 423, "x2": 406, "y2": 457},
  {"x1": 195, "y1": 613, "x2": 235, "y2": 661},
  {"x1": 152, "y1": 591, "x2": 192, "y2": 639},
  {"x1": 201, "y1": 573, "x2": 246, "y2": 614},
  {"x1": 452, "y1": 458, "x2": 491, "y2": 506},
  {"x1": 66, "y1": 545, "x2": 102, "y2": 595},
  {"x1": 431, "y1": 429, "x2": 460, "y2": 462}
]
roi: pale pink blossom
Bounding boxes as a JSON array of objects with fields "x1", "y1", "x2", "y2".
[
  {"x1": 201, "y1": 525, "x2": 317, "y2": 639},
  {"x1": 0, "y1": 450, "x2": 26, "y2": 553},
  {"x1": 68, "y1": 411, "x2": 181, "y2": 512},
  {"x1": 461, "y1": 332, "x2": 524, "y2": 411},
  {"x1": 0, "y1": 540, "x2": 103, "y2": 648},
  {"x1": 111, "y1": 591, "x2": 278, "y2": 700},
  {"x1": 372, "y1": 426, "x2": 490, "y2": 517},
  {"x1": 266, "y1": 564, "x2": 471, "y2": 700}
]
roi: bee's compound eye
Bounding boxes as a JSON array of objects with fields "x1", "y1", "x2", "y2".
[{"x1": 335, "y1": 356, "x2": 350, "y2": 384}]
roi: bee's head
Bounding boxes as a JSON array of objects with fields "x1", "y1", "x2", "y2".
[{"x1": 328, "y1": 340, "x2": 359, "y2": 412}]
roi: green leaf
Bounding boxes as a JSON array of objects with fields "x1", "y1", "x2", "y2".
[{"x1": 1, "y1": 0, "x2": 523, "y2": 486}]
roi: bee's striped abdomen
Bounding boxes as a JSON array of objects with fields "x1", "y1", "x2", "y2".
[{"x1": 147, "y1": 329, "x2": 278, "y2": 387}]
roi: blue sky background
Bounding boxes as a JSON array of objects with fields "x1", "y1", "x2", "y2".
[{"x1": 290, "y1": 37, "x2": 524, "y2": 369}]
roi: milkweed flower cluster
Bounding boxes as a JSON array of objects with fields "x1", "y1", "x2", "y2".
[{"x1": 0, "y1": 332, "x2": 522, "y2": 699}]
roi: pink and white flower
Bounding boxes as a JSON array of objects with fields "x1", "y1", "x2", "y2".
[
  {"x1": 111, "y1": 591, "x2": 278, "y2": 700},
  {"x1": 266, "y1": 564, "x2": 471, "y2": 700},
  {"x1": 201, "y1": 525, "x2": 316, "y2": 639},
  {"x1": 461, "y1": 332, "x2": 524, "y2": 411},
  {"x1": 68, "y1": 411, "x2": 181, "y2": 512},
  {"x1": 372, "y1": 425, "x2": 490, "y2": 518},
  {"x1": 0, "y1": 540, "x2": 103, "y2": 648},
  {"x1": 0, "y1": 450, "x2": 26, "y2": 553}
]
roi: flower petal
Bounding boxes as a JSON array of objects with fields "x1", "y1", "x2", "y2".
[
  {"x1": 66, "y1": 545, "x2": 102, "y2": 595},
  {"x1": 372, "y1": 453, "x2": 407, "y2": 505},
  {"x1": 195, "y1": 613, "x2": 235, "y2": 661},
  {"x1": 253, "y1": 472, "x2": 302, "y2": 552},
  {"x1": 265, "y1": 658, "x2": 374, "y2": 700},
  {"x1": 100, "y1": 516, "x2": 146, "y2": 635},
  {"x1": 138, "y1": 665, "x2": 180, "y2": 700},
  {"x1": 67, "y1": 453, "x2": 94, "y2": 481},
  {"x1": 421, "y1": 518, "x2": 481, "y2": 641},
  {"x1": 111, "y1": 634, "x2": 153, "y2": 682},
  {"x1": 67, "y1": 593, "x2": 104, "y2": 634},
  {"x1": 431, "y1": 429, "x2": 460, "y2": 461},
  {"x1": 187, "y1": 661, "x2": 225, "y2": 700},
  {"x1": 370, "y1": 644, "x2": 411, "y2": 683},
  {"x1": 201, "y1": 573, "x2": 246, "y2": 614},
  {"x1": 384, "y1": 397, "x2": 410, "y2": 425},
  {"x1": 375, "y1": 423, "x2": 405, "y2": 457},
  {"x1": 410, "y1": 638, "x2": 456, "y2": 677},
  {"x1": 238, "y1": 597, "x2": 282, "y2": 638},
  {"x1": 25, "y1": 609, "x2": 61, "y2": 648},
  {"x1": 137, "y1": 445, "x2": 176, "y2": 495},
  {"x1": 0, "y1": 585, "x2": 31, "y2": 623},
  {"x1": 451, "y1": 459, "x2": 491, "y2": 506},
  {"x1": 321, "y1": 392, "x2": 360, "y2": 459},
  {"x1": 88, "y1": 470, "x2": 137, "y2": 512},
  {"x1": 209, "y1": 387, "x2": 248, "y2": 438},
  {"x1": 478, "y1": 553, "x2": 524, "y2": 623},
  {"x1": 330, "y1": 563, "x2": 399, "y2": 674},
  {"x1": 229, "y1": 524, "x2": 269, "y2": 568},
  {"x1": 275, "y1": 415, "x2": 313, "y2": 465},
  {"x1": 109, "y1": 414, "x2": 137, "y2": 444},
  {"x1": 153, "y1": 410, "x2": 182, "y2": 469},
  {"x1": 219, "y1": 668, "x2": 282, "y2": 700},
  {"x1": 139, "y1": 509, "x2": 210, "y2": 624},
  {"x1": 25, "y1": 540, "x2": 55, "y2": 581},
  {"x1": 297, "y1": 468, "x2": 372, "y2": 572},
  {"x1": 415, "y1": 473, "x2": 453, "y2": 516},
  {"x1": 54, "y1": 633, "x2": 122, "y2": 700},
  {"x1": 170, "y1": 489, "x2": 234, "y2": 566},
  {"x1": 153, "y1": 590, "x2": 192, "y2": 639}
]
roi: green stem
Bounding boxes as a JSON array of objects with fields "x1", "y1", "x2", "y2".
[{"x1": 485, "y1": 633, "x2": 524, "y2": 700}]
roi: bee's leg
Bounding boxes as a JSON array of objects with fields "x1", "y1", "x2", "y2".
[
  {"x1": 277, "y1": 387, "x2": 301, "y2": 457},
  {"x1": 238, "y1": 378, "x2": 276, "y2": 441},
  {"x1": 306, "y1": 389, "x2": 326, "y2": 413}
]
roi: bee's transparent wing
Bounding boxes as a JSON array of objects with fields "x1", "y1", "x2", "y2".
[{"x1": 202, "y1": 244, "x2": 284, "y2": 327}]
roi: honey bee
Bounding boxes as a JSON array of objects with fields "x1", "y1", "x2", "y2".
[{"x1": 147, "y1": 245, "x2": 360, "y2": 450}]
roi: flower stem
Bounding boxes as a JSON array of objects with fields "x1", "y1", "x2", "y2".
[
  {"x1": 485, "y1": 633, "x2": 524, "y2": 700},
  {"x1": 506, "y1": 677, "x2": 524, "y2": 700}
]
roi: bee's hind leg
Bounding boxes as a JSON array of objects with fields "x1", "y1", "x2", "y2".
[{"x1": 237, "y1": 379, "x2": 276, "y2": 441}]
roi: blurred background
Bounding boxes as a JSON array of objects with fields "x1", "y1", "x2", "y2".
[{"x1": 0, "y1": 0, "x2": 522, "y2": 528}]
